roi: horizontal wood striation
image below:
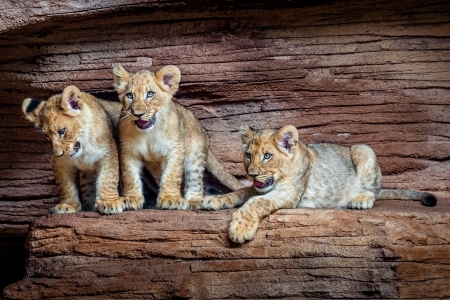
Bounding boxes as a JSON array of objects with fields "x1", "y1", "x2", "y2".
[{"x1": 3, "y1": 202, "x2": 450, "y2": 299}]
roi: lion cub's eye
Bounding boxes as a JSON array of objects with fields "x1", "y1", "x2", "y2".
[
  {"x1": 146, "y1": 91, "x2": 155, "y2": 99},
  {"x1": 245, "y1": 152, "x2": 251, "y2": 160},
  {"x1": 263, "y1": 153, "x2": 272, "y2": 160},
  {"x1": 58, "y1": 128, "x2": 66, "y2": 136},
  {"x1": 126, "y1": 92, "x2": 133, "y2": 100}
]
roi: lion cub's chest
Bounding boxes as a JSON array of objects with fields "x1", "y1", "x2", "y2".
[{"x1": 134, "y1": 130, "x2": 173, "y2": 164}]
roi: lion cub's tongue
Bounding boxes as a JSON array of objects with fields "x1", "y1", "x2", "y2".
[
  {"x1": 137, "y1": 119, "x2": 149, "y2": 127},
  {"x1": 253, "y1": 180, "x2": 265, "y2": 188}
]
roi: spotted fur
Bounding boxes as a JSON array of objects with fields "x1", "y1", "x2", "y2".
[
  {"x1": 22, "y1": 86, "x2": 124, "y2": 214},
  {"x1": 113, "y1": 64, "x2": 244, "y2": 210},
  {"x1": 201, "y1": 124, "x2": 437, "y2": 243}
]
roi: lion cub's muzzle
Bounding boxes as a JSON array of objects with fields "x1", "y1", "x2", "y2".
[
  {"x1": 252, "y1": 176, "x2": 274, "y2": 189},
  {"x1": 135, "y1": 115, "x2": 156, "y2": 130},
  {"x1": 69, "y1": 141, "x2": 81, "y2": 157}
]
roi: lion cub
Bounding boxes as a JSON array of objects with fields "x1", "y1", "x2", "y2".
[
  {"x1": 201, "y1": 124, "x2": 437, "y2": 243},
  {"x1": 22, "y1": 85, "x2": 124, "y2": 214},
  {"x1": 113, "y1": 64, "x2": 244, "y2": 210}
]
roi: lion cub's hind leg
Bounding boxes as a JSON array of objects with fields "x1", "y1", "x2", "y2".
[
  {"x1": 348, "y1": 145, "x2": 381, "y2": 210},
  {"x1": 183, "y1": 144, "x2": 207, "y2": 210},
  {"x1": 79, "y1": 171, "x2": 97, "y2": 211}
]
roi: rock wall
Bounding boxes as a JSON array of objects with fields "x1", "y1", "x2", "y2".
[{"x1": 0, "y1": 0, "x2": 449, "y2": 296}]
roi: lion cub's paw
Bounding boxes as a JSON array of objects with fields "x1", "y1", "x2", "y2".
[
  {"x1": 50, "y1": 203, "x2": 81, "y2": 214},
  {"x1": 157, "y1": 194, "x2": 189, "y2": 210},
  {"x1": 96, "y1": 197, "x2": 125, "y2": 215},
  {"x1": 201, "y1": 195, "x2": 234, "y2": 210},
  {"x1": 348, "y1": 194, "x2": 375, "y2": 210},
  {"x1": 228, "y1": 210, "x2": 260, "y2": 244},
  {"x1": 187, "y1": 198, "x2": 202, "y2": 210},
  {"x1": 124, "y1": 195, "x2": 144, "y2": 211}
]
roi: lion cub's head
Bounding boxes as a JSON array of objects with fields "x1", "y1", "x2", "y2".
[
  {"x1": 113, "y1": 64, "x2": 181, "y2": 130},
  {"x1": 22, "y1": 85, "x2": 88, "y2": 158},
  {"x1": 240, "y1": 124, "x2": 300, "y2": 193}
]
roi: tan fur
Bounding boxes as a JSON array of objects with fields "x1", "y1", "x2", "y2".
[
  {"x1": 201, "y1": 124, "x2": 437, "y2": 243},
  {"x1": 113, "y1": 64, "x2": 244, "y2": 210},
  {"x1": 22, "y1": 86, "x2": 124, "y2": 214}
]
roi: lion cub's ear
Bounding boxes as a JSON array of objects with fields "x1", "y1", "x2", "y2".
[
  {"x1": 155, "y1": 65, "x2": 181, "y2": 95},
  {"x1": 22, "y1": 98, "x2": 45, "y2": 126},
  {"x1": 239, "y1": 124, "x2": 255, "y2": 150},
  {"x1": 61, "y1": 85, "x2": 84, "y2": 116},
  {"x1": 275, "y1": 125, "x2": 298, "y2": 154},
  {"x1": 113, "y1": 64, "x2": 131, "y2": 94}
]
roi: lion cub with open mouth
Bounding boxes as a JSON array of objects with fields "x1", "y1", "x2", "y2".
[
  {"x1": 201, "y1": 124, "x2": 437, "y2": 243},
  {"x1": 113, "y1": 64, "x2": 244, "y2": 210},
  {"x1": 22, "y1": 85, "x2": 123, "y2": 214}
]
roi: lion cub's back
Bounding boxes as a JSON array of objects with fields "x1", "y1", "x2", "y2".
[
  {"x1": 300, "y1": 143, "x2": 357, "y2": 208},
  {"x1": 96, "y1": 99, "x2": 122, "y2": 139},
  {"x1": 97, "y1": 99, "x2": 122, "y2": 124},
  {"x1": 174, "y1": 102, "x2": 207, "y2": 140}
]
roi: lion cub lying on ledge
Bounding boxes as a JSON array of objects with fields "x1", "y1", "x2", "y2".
[{"x1": 201, "y1": 124, "x2": 437, "y2": 243}]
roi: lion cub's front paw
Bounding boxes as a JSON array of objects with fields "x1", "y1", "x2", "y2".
[
  {"x1": 201, "y1": 195, "x2": 234, "y2": 210},
  {"x1": 157, "y1": 194, "x2": 189, "y2": 210},
  {"x1": 187, "y1": 198, "x2": 202, "y2": 210},
  {"x1": 228, "y1": 210, "x2": 260, "y2": 244},
  {"x1": 124, "y1": 195, "x2": 144, "y2": 210},
  {"x1": 348, "y1": 194, "x2": 375, "y2": 210},
  {"x1": 50, "y1": 203, "x2": 81, "y2": 214},
  {"x1": 96, "y1": 197, "x2": 125, "y2": 215}
]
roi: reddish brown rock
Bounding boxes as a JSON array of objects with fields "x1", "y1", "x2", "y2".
[
  {"x1": 0, "y1": 0, "x2": 449, "y2": 297},
  {"x1": 3, "y1": 199, "x2": 450, "y2": 299}
]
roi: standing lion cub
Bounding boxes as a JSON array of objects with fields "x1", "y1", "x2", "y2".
[
  {"x1": 201, "y1": 124, "x2": 437, "y2": 243},
  {"x1": 22, "y1": 85, "x2": 124, "y2": 214},
  {"x1": 113, "y1": 64, "x2": 244, "y2": 210}
]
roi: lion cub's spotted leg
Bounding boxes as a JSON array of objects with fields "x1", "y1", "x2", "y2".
[
  {"x1": 96, "y1": 150, "x2": 124, "y2": 214},
  {"x1": 50, "y1": 158, "x2": 81, "y2": 214},
  {"x1": 79, "y1": 171, "x2": 97, "y2": 211},
  {"x1": 157, "y1": 146, "x2": 190, "y2": 210},
  {"x1": 183, "y1": 145, "x2": 207, "y2": 209},
  {"x1": 201, "y1": 187, "x2": 256, "y2": 210},
  {"x1": 348, "y1": 145, "x2": 382, "y2": 210},
  {"x1": 121, "y1": 152, "x2": 145, "y2": 210}
]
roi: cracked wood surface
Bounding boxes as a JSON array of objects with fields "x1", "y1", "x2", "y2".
[{"x1": 3, "y1": 200, "x2": 450, "y2": 299}]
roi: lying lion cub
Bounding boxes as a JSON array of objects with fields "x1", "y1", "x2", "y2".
[
  {"x1": 22, "y1": 86, "x2": 123, "y2": 214},
  {"x1": 201, "y1": 124, "x2": 437, "y2": 243}
]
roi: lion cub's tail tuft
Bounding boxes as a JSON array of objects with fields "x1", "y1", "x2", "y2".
[{"x1": 378, "y1": 189, "x2": 437, "y2": 207}]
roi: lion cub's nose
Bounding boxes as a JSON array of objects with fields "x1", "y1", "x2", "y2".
[
  {"x1": 133, "y1": 112, "x2": 144, "y2": 118},
  {"x1": 248, "y1": 172, "x2": 260, "y2": 178}
]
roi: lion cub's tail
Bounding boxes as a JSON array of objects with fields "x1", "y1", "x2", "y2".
[
  {"x1": 378, "y1": 189, "x2": 437, "y2": 207},
  {"x1": 206, "y1": 148, "x2": 245, "y2": 191}
]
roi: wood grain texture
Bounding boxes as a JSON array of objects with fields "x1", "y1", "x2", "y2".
[{"x1": 3, "y1": 200, "x2": 450, "y2": 299}]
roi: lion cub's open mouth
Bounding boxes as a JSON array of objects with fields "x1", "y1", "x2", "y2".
[
  {"x1": 253, "y1": 177, "x2": 274, "y2": 189},
  {"x1": 135, "y1": 115, "x2": 156, "y2": 129},
  {"x1": 70, "y1": 141, "x2": 81, "y2": 157}
]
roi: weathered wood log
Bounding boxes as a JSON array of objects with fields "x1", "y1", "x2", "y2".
[{"x1": 3, "y1": 200, "x2": 450, "y2": 299}]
